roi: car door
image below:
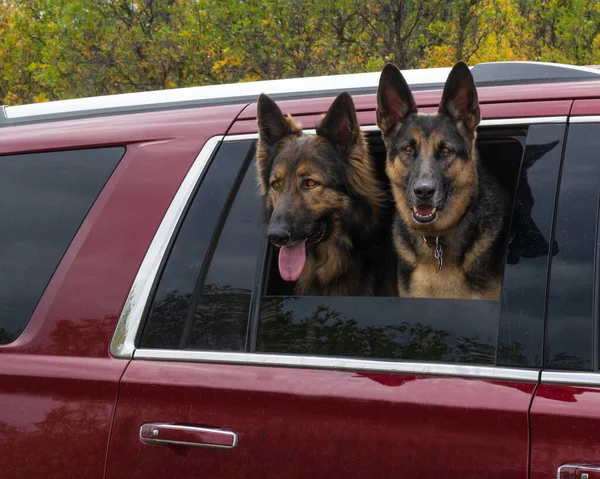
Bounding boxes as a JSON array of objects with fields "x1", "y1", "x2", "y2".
[
  {"x1": 106, "y1": 104, "x2": 566, "y2": 479},
  {"x1": 0, "y1": 106, "x2": 244, "y2": 479},
  {"x1": 530, "y1": 102, "x2": 600, "y2": 479}
]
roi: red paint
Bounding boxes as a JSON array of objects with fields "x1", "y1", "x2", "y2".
[
  {"x1": 238, "y1": 80, "x2": 600, "y2": 120},
  {"x1": 531, "y1": 384, "x2": 600, "y2": 479},
  {"x1": 106, "y1": 362, "x2": 534, "y2": 479},
  {"x1": 571, "y1": 99, "x2": 600, "y2": 116},
  {"x1": 228, "y1": 110, "x2": 376, "y2": 135},
  {"x1": 0, "y1": 355, "x2": 125, "y2": 479},
  {"x1": 0, "y1": 104, "x2": 244, "y2": 357},
  {"x1": 229, "y1": 98, "x2": 573, "y2": 135},
  {"x1": 0, "y1": 104, "x2": 246, "y2": 479}
]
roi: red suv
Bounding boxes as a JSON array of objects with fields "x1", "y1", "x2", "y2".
[{"x1": 1, "y1": 61, "x2": 600, "y2": 479}]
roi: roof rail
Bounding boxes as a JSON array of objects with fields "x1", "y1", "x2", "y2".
[
  {"x1": 471, "y1": 61, "x2": 600, "y2": 86},
  {"x1": 2, "y1": 61, "x2": 599, "y2": 127}
]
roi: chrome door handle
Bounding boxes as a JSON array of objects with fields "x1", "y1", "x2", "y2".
[
  {"x1": 140, "y1": 423, "x2": 238, "y2": 449},
  {"x1": 558, "y1": 463, "x2": 600, "y2": 478}
]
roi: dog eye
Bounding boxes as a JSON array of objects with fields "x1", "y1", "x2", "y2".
[
  {"x1": 271, "y1": 180, "x2": 282, "y2": 191},
  {"x1": 304, "y1": 179, "x2": 319, "y2": 189},
  {"x1": 403, "y1": 146, "x2": 413, "y2": 153},
  {"x1": 442, "y1": 147, "x2": 453, "y2": 155}
]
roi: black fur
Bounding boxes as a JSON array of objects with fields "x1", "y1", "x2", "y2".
[
  {"x1": 378, "y1": 61, "x2": 511, "y2": 299},
  {"x1": 257, "y1": 92, "x2": 397, "y2": 296}
]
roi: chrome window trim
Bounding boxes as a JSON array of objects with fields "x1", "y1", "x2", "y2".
[
  {"x1": 542, "y1": 371, "x2": 600, "y2": 386},
  {"x1": 224, "y1": 116, "x2": 568, "y2": 143},
  {"x1": 480, "y1": 116, "x2": 567, "y2": 126},
  {"x1": 569, "y1": 115, "x2": 600, "y2": 123},
  {"x1": 134, "y1": 349, "x2": 540, "y2": 381},
  {"x1": 110, "y1": 135, "x2": 223, "y2": 358}
]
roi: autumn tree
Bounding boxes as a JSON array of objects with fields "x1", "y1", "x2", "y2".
[
  {"x1": 516, "y1": 0, "x2": 600, "y2": 65},
  {"x1": 0, "y1": 0, "x2": 599, "y2": 106}
]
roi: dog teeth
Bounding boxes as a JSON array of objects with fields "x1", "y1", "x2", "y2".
[{"x1": 412, "y1": 206, "x2": 436, "y2": 219}]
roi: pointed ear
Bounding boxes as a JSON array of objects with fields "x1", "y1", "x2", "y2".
[
  {"x1": 257, "y1": 93, "x2": 292, "y2": 146},
  {"x1": 377, "y1": 63, "x2": 417, "y2": 136},
  {"x1": 438, "y1": 62, "x2": 480, "y2": 131},
  {"x1": 316, "y1": 92, "x2": 360, "y2": 152},
  {"x1": 256, "y1": 94, "x2": 302, "y2": 195}
]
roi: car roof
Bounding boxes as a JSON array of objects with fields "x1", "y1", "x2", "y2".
[{"x1": 3, "y1": 61, "x2": 600, "y2": 127}]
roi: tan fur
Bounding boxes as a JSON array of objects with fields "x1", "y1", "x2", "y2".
[
  {"x1": 386, "y1": 125, "x2": 500, "y2": 300},
  {"x1": 257, "y1": 104, "x2": 391, "y2": 296},
  {"x1": 346, "y1": 131, "x2": 386, "y2": 219},
  {"x1": 256, "y1": 115, "x2": 303, "y2": 195},
  {"x1": 386, "y1": 135, "x2": 478, "y2": 238},
  {"x1": 396, "y1": 233, "x2": 501, "y2": 300}
]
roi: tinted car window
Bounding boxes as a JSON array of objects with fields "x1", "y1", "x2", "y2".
[
  {"x1": 256, "y1": 129, "x2": 554, "y2": 365},
  {"x1": 0, "y1": 147, "x2": 124, "y2": 344},
  {"x1": 497, "y1": 124, "x2": 565, "y2": 367},
  {"x1": 140, "y1": 141, "x2": 260, "y2": 350},
  {"x1": 141, "y1": 125, "x2": 563, "y2": 366},
  {"x1": 546, "y1": 124, "x2": 600, "y2": 371}
]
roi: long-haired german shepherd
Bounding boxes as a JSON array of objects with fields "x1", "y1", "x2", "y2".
[
  {"x1": 377, "y1": 61, "x2": 510, "y2": 299},
  {"x1": 256, "y1": 92, "x2": 396, "y2": 296}
]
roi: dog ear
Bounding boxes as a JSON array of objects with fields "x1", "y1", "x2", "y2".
[
  {"x1": 377, "y1": 63, "x2": 418, "y2": 136},
  {"x1": 316, "y1": 92, "x2": 360, "y2": 152},
  {"x1": 256, "y1": 94, "x2": 301, "y2": 195},
  {"x1": 257, "y1": 94, "x2": 293, "y2": 146},
  {"x1": 438, "y1": 62, "x2": 480, "y2": 131}
]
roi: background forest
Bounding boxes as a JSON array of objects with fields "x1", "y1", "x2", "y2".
[{"x1": 0, "y1": 0, "x2": 599, "y2": 106}]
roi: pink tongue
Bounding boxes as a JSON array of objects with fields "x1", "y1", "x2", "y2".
[{"x1": 278, "y1": 241, "x2": 307, "y2": 282}]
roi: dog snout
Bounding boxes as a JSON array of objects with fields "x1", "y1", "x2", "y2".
[
  {"x1": 413, "y1": 179, "x2": 436, "y2": 202},
  {"x1": 268, "y1": 224, "x2": 292, "y2": 246}
]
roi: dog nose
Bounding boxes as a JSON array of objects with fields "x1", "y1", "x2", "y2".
[
  {"x1": 414, "y1": 180, "x2": 436, "y2": 201},
  {"x1": 268, "y1": 226, "x2": 292, "y2": 246}
]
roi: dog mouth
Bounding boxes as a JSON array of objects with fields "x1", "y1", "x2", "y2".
[
  {"x1": 277, "y1": 222, "x2": 326, "y2": 282},
  {"x1": 306, "y1": 222, "x2": 326, "y2": 246},
  {"x1": 412, "y1": 205, "x2": 438, "y2": 224}
]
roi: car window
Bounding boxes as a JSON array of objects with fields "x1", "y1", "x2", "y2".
[
  {"x1": 496, "y1": 124, "x2": 565, "y2": 367},
  {"x1": 140, "y1": 140, "x2": 261, "y2": 350},
  {"x1": 140, "y1": 125, "x2": 564, "y2": 366},
  {"x1": 546, "y1": 123, "x2": 600, "y2": 371},
  {"x1": 0, "y1": 147, "x2": 124, "y2": 344}
]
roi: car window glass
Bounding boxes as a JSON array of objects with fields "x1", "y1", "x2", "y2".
[
  {"x1": 497, "y1": 124, "x2": 565, "y2": 367},
  {"x1": 0, "y1": 147, "x2": 124, "y2": 344},
  {"x1": 546, "y1": 124, "x2": 600, "y2": 371},
  {"x1": 140, "y1": 125, "x2": 563, "y2": 367},
  {"x1": 140, "y1": 141, "x2": 260, "y2": 350},
  {"x1": 256, "y1": 129, "x2": 555, "y2": 365}
]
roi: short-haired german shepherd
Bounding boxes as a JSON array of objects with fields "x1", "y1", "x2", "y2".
[
  {"x1": 377, "y1": 61, "x2": 510, "y2": 299},
  {"x1": 256, "y1": 92, "x2": 396, "y2": 296}
]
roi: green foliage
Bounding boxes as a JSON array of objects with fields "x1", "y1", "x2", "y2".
[{"x1": 0, "y1": 0, "x2": 598, "y2": 105}]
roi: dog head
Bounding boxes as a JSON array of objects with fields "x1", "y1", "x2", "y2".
[
  {"x1": 256, "y1": 92, "x2": 374, "y2": 282},
  {"x1": 377, "y1": 61, "x2": 480, "y2": 235}
]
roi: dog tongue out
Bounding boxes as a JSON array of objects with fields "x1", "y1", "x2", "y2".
[{"x1": 278, "y1": 241, "x2": 307, "y2": 282}]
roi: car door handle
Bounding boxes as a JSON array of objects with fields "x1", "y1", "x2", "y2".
[
  {"x1": 558, "y1": 463, "x2": 600, "y2": 478},
  {"x1": 140, "y1": 423, "x2": 238, "y2": 449}
]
